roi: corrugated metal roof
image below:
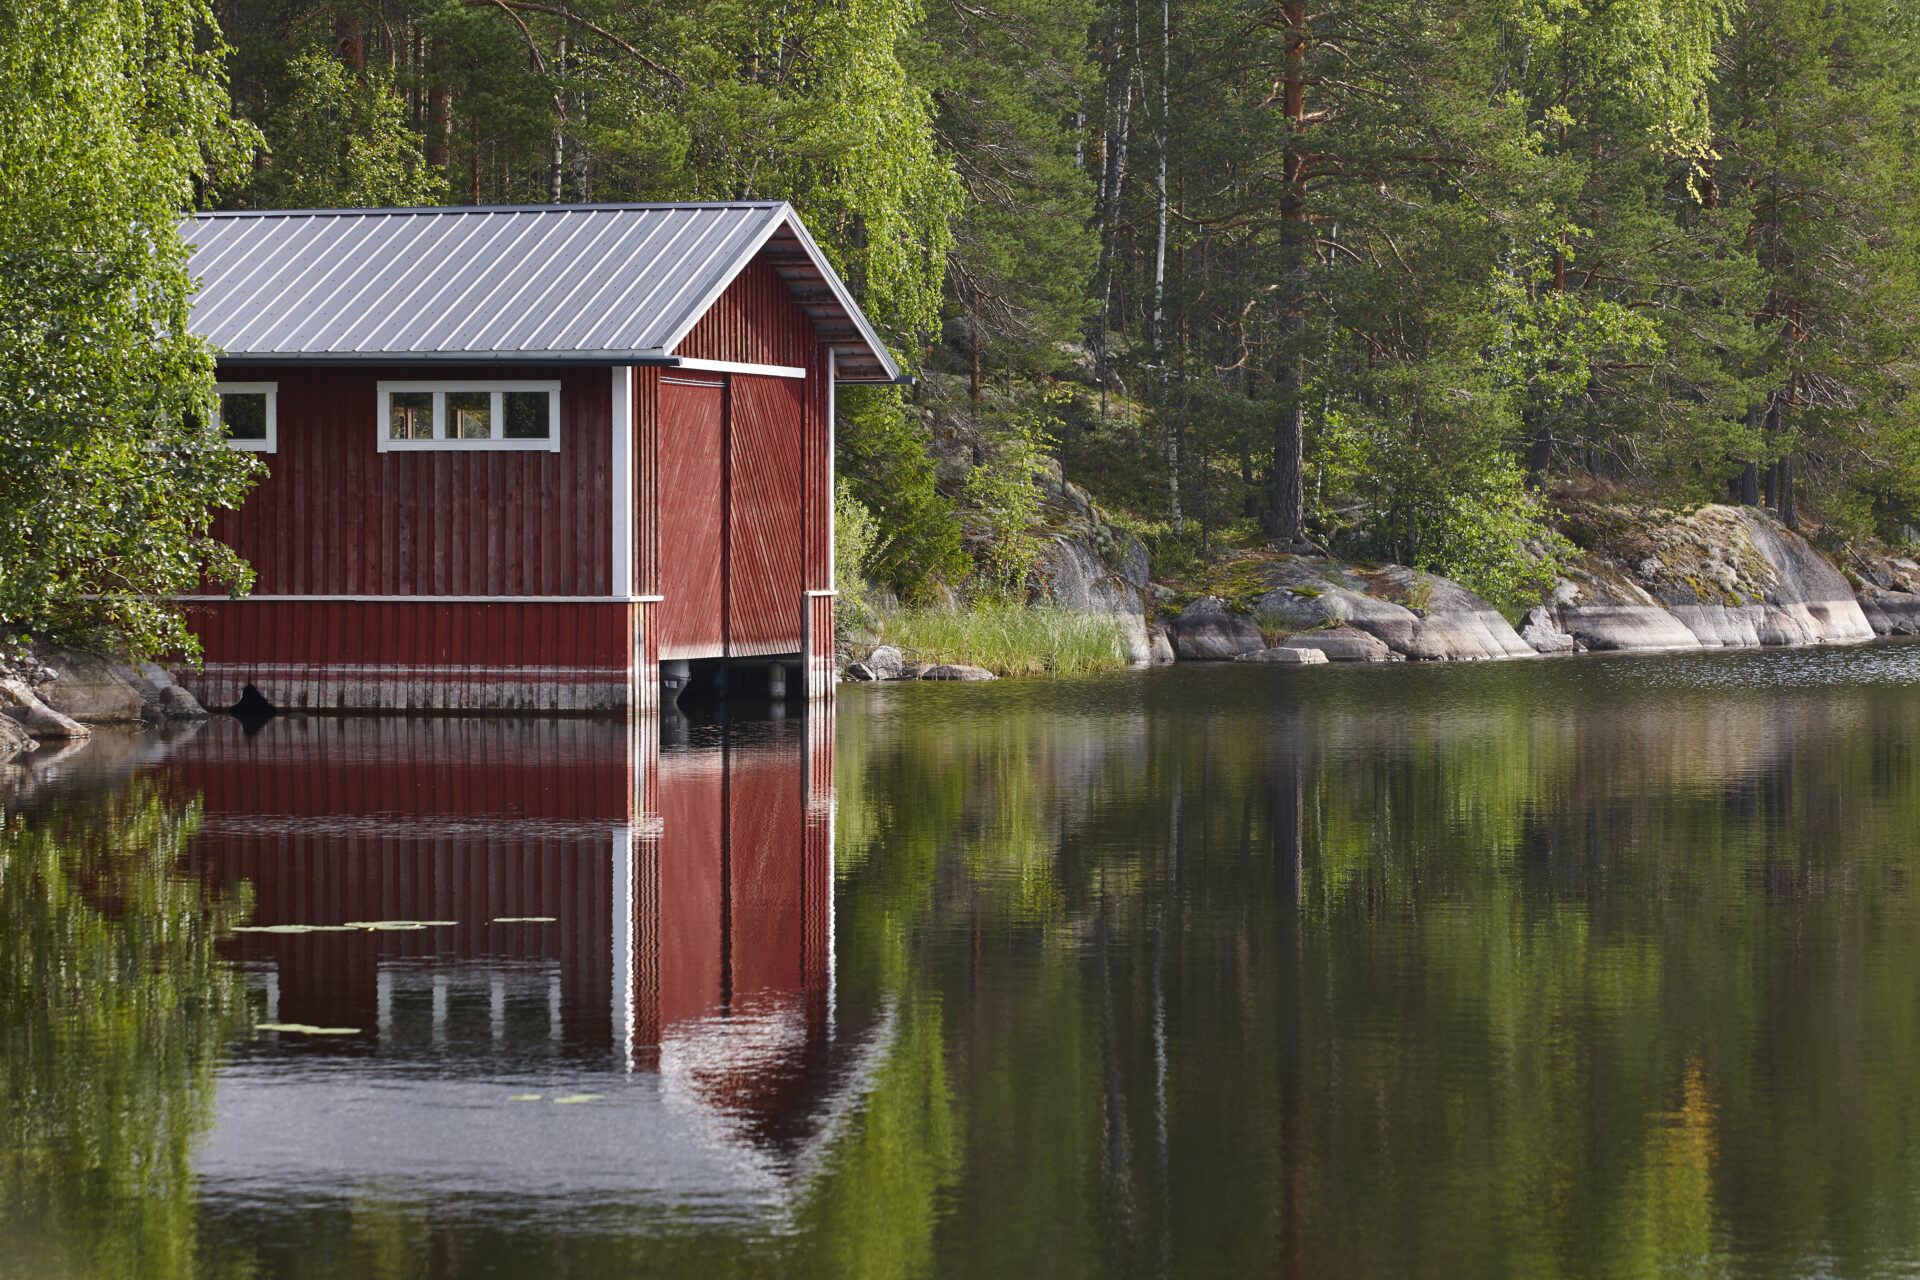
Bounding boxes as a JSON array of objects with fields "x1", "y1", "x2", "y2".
[{"x1": 182, "y1": 203, "x2": 900, "y2": 382}]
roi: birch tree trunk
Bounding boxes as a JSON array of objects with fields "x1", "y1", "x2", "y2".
[
  {"x1": 1152, "y1": 0, "x2": 1179, "y2": 533},
  {"x1": 1269, "y1": 0, "x2": 1307, "y2": 545}
]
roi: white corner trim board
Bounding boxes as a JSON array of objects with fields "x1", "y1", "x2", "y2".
[{"x1": 610, "y1": 366, "x2": 634, "y2": 596}]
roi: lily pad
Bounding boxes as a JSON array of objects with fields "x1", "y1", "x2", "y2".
[
  {"x1": 232, "y1": 924, "x2": 357, "y2": 934},
  {"x1": 551, "y1": 1094, "x2": 603, "y2": 1105},
  {"x1": 256, "y1": 1022, "x2": 360, "y2": 1035},
  {"x1": 491, "y1": 917, "x2": 557, "y2": 924},
  {"x1": 341, "y1": 920, "x2": 459, "y2": 931}
]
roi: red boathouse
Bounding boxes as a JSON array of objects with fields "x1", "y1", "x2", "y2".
[{"x1": 177, "y1": 203, "x2": 899, "y2": 714}]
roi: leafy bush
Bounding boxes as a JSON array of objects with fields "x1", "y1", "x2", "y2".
[
  {"x1": 835, "y1": 478, "x2": 880, "y2": 637},
  {"x1": 837, "y1": 385, "x2": 970, "y2": 602}
]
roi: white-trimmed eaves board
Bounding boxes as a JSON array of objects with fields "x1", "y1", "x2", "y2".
[{"x1": 181, "y1": 203, "x2": 901, "y2": 382}]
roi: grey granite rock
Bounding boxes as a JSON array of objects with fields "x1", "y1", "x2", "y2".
[
  {"x1": 1148, "y1": 624, "x2": 1176, "y2": 665},
  {"x1": 1281, "y1": 626, "x2": 1396, "y2": 662},
  {"x1": 1168, "y1": 596, "x2": 1265, "y2": 660},
  {"x1": 0, "y1": 714, "x2": 34, "y2": 761},
  {"x1": 922, "y1": 664, "x2": 996, "y2": 681},
  {"x1": 0, "y1": 678, "x2": 89, "y2": 739},
  {"x1": 1234, "y1": 646, "x2": 1329, "y2": 664},
  {"x1": 865, "y1": 645, "x2": 905, "y2": 680},
  {"x1": 33, "y1": 648, "x2": 145, "y2": 722}
]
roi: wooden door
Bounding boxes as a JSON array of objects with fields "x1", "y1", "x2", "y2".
[{"x1": 656, "y1": 375, "x2": 725, "y2": 658}]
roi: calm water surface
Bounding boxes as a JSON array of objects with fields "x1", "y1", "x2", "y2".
[{"x1": 9, "y1": 647, "x2": 1920, "y2": 1276}]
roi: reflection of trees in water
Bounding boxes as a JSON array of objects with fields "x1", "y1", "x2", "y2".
[
  {"x1": 0, "y1": 782, "x2": 250, "y2": 1280},
  {"x1": 829, "y1": 669, "x2": 1920, "y2": 1276}
]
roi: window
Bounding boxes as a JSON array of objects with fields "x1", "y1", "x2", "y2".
[
  {"x1": 376, "y1": 382, "x2": 562, "y2": 452},
  {"x1": 214, "y1": 382, "x2": 277, "y2": 452}
]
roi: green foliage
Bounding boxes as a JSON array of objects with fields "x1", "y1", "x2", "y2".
[
  {"x1": 906, "y1": 0, "x2": 1098, "y2": 370},
  {"x1": 251, "y1": 52, "x2": 445, "y2": 208},
  {"x1": 0, "y1": 0, "x2": 260, "y2": 660},
  {"x1": 225, "y1": 0, "x2": 959, "y2": 353},
  {"x1": 875, "y1": 601, "x2": 1132, "y2": 676},
  {"x1": 962, "y1": 398, "x2": 1057, "y2": 598},
  {"x1": 0, "y1": 785, "x2": 251, "y2": 1279},
  {"x1": 837, "y1": 385, "x2": 968, "y2": 602},
  {"x1": 835, "y1": 476, "x2": 881, "y2": 637}
]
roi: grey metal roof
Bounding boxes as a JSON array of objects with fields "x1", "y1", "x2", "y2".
[{"x1": 182, "y1": 202, "x2": 901, "y2": 382}]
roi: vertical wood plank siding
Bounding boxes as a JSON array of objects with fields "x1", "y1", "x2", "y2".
[
  {"x1": 674, "y1": 256, "x2": 814, "y2": 367},
  {"x1": 805, "y1": 340, "x2": 832, "y2": 591},
  {"x1": 182, "y1": 600, "x2": 637, "y2": 712},
  {"x1": 725, "y1": 374, "x2": 805, "y2": 655},
  {"x1": 179, "y1": 717, "x2": 828, "y2": 1063},
  {"x1": 194, "y1": 243, "x2": 846, "y2": 709},
  {"x1": 656, "y1": 376, "x2": 727, "y2": 660},
  {"x1": 212, "y1": 364, "x2": 611, "y2": 596}
]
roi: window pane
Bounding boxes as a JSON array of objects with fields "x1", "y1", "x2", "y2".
[
  {"x1": 389, "y1": 392, "x2": 433, "y2": 440},
  {"x1": 448, "y1": 391, "x2": 491, "y2": 440},
  {"x1": 503, "y1": 391, "x2": 550, "y2": 439},
  {"x1": 221, "y1": 392, "x2": 268, "y2": 441}
]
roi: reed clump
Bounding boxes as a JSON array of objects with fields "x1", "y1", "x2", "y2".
[{"x1": 875, "y1": 603, "x2": 1133, "y2": 677}]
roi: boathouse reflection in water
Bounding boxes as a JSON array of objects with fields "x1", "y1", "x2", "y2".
[{"x1": 171, "y1": 708, "x2": 856, "y2": 1195}]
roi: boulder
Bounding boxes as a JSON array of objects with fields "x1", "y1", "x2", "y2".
[
  {"x1": 1148, "y1": 624, "x2": 1176, "y2": 665},
  {"x1": 1281, "y1": 626, "x2": 1396, "y2": 662},
  {"x1": 1518, "y1": 606, "x2": 1579, "y2": 654},
  {"x1": 1168, "y1": 596, "x2": 1265, "y2": 660},
  {"x1": 1234, "y1": 646, "x2": 1329, "y2": 665},
  {"x1": 114, "y1": 662, "x2": 210, "y2": 720},
  {"x1": 0, "y1": 714, "x2": 34, "y2": 761},
  {"x1": 33, "y1": 648, "x2": 145, "y2": 722},
  {"x1": 921, "y1": 664, "x2": 996, "y2": 681},
  {"x1": 1859, "y1": 589, "x2": 1920, "y2": 636},
  {"x1": 1252, "y1": 568, "x2": 1533, "y2": 661},
  {"x1": 844, "y1": 662, "x2": 876, "y2": 682},
  {"x1": 865, "y1": 645, "x2": 905, "y2": 680},
  {"x1": 0, "y1": 678, "x2": 89, "y2": 740},
  {"x1": 1120, "y1": 614, "x2": 1153, "y2": 666},
  {"x1": 1557, "y1": 604, "x2": 1704, "y2": 651}
]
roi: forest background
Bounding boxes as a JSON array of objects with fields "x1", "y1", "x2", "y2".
[{"x1": 5, "y1": 0, "x2": 1920, "y2": 654}]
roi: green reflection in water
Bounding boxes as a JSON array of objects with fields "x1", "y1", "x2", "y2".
[
  {"x1": 20, "y1": 649, "x2": 1920, "y2": 1277},
  {"x1": 0, "y1": 782, "x2": 251, "y2": 1280},
  {"x1": 831, "y1": 659, "x2": 1920, "y2": 1278}
]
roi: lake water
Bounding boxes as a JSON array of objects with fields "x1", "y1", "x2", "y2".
[{"x1": 9, "y1": 645, "x2": 1920, "y2": 1277}]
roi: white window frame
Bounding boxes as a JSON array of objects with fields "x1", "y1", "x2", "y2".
[
  {"x1": 376, "y1": 381, "x2": 563, "y2": 453},
  {"x1": 214, "y1": 382, "x2": 277, "y2": 453}
]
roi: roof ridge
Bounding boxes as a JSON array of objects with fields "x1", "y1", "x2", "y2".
[{"x1": 190, "y1": 201, "x2": 790, "y2": 219}]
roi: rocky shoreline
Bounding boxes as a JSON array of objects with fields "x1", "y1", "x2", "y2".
[
  {"x1": 0, "y1": 648, "x2": 207, "y2": 763},
  {"x1": 1160, "y1": 503, "x2": 1914, "y2": 666},
  {"x1": 6, "y1": 503, "x2": 1911, "y2": 751},
  {"x1": 846, "y1": 501, "x2": 1920, "y2": 678}
]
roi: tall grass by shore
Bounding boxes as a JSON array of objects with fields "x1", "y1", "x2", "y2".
[{"x1": 874, "y1": 603, "x2": 1134, "y2": 678}]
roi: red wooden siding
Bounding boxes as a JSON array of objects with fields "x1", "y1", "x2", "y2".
[
  {"x1": 805, "y1": 594, "x2": 836, "y2": 698},
  {"x1": 174, "y1": 716, "x2": 829, "y2": 1066},
  {"x1": 212, "y1": 364, "x2": 611, "y2": 596},
  {"x1": 674, "y1": 255, "x2": 816, "y2": 368},
  {"x1": 804, "y1": 341, "x2": 833, "y2": 591},
  {"x1": 656, "y1": 375, "x2": 726, "y2": 660},
  {"x1": 726, "y1": 374, "x2": 805, "y2": 655},
  {"x1": 193, "y1": 241, "x2": 845, "y2": 708},
  {"x1": 183, "y1": 599, "x2": 637, "y2": 712},
  {"x1": 633, "y1": 366, "x2": 661, "y2": 598}
]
